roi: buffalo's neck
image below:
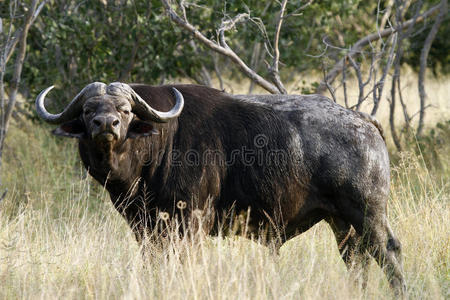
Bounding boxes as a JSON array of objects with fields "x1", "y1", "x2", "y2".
[
  {"x1": 78, "y1": 123, "x2": 177, "y2": 200},
  {"x1": 79, "y1": 139, "x2": 143, "y2": 196}
]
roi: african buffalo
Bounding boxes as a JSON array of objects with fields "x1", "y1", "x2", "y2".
[{"x1": 36, "y1": 82, "x2": 405, "y2": 295}]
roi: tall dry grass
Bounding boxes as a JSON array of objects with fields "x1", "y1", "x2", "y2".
[{"x1": 0, "y1": 73, "x2": 449, "y2": 299}]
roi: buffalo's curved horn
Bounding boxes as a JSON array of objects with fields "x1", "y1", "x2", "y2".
[
  {"x1": 132, "y1": 87, "x2": 184, "y2": 123},
  {"x1": 108, "y1": 83, "x2": 184, "y2": 123},
  {"x1": 35, "y1": 82, "x2": 106, "y2": 124}
]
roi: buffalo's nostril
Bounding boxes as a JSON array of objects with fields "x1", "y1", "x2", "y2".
[
  {"x1": 112, "y1": 119, "x2": 120, "y2": 127},
  {"x1": 93, "y1": 119, "x2": 102, "y2": 127}
]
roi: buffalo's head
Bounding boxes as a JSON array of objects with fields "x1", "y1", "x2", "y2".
[{"x1": 35, "y1": 82, "x2": 184, "y2": 147}]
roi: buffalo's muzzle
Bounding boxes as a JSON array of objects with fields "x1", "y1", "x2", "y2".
[{"x1": 91, "y1": 115, "x2": 120, "y2": 142}]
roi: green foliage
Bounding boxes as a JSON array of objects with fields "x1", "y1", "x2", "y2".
[
  {"x1": 2, "y1": 0, "x2": 446, "y2": 112},
  {"x1": 24, "y1": 1, "x2": 197, "y2": 99},
  {"x1": 403, "y1": 12, "x2": 450, "y2": 75},
  {"x1": 20, "y1": 0, "x2": 372, "y2": 96},
  {"x1": 414, "y1": 120, "x2": 450, "y2": 171},
  {"x1": 390, "y1": 119, "x2": 450, "y2": 173},
  {"x1": 183, "y1": 0, "x2": 368, "y2": 76}
]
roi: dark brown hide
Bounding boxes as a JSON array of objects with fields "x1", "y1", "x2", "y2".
[{"x1": 39, "y1": 84, "x2": 405, "y2": 295}]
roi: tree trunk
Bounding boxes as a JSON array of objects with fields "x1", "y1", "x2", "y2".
[
  {"x1": 1, "y1": 0, "x2": 39, "y2": 144},
  {"x1": 417, "y1": 0, "x2": 447, "y2": 137}
]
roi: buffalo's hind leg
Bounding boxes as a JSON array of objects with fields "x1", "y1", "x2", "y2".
[
  {"x1": 345, "y1": 204, "x2": 406, "y2": 297},
  {"x1": 326, "y1": 216, "x2": 370, "y2": 289},
  {"x1": 364, "y1": 215, "x2": 406, "y2": 297}
]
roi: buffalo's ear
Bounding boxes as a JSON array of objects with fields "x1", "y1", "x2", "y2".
[
  {"x1": 127, "y1": 120, "x2": 159, "y2": 138},
  {"x1": 52, "y1": 119, "x2": 85, "y2": 138}
]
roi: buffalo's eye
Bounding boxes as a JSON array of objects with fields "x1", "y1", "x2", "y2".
[
  {"x1": 84, "y1": 110, "x2": 92, "y2": 115},
  {"x1": 117, "y1": 107, "x2": 130, "y2": 115}
]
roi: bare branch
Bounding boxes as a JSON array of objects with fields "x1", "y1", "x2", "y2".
[
  {"x1": 213, "y1": 53, "x2": 224, "y2": 90},
  {"x1": 32, "y1": 0, "x2": 47, "y2": 22},
  {"x1": 270, "y1": 0, "x2": 288, "y2": 94},
  {"x1": 4, "y1": 1, "x2": 47, "y2": 65},
  {"x1": 389, "y1": 0, "x2": 412, "y2": 152},
  {"x1": 397, "y1": 75, "x2": 411, "y2": 129},
  {"x1": 218, "y1": 13, "x2": 249, "y2": 50},
  {"x1": 341, "y1": 57, "x2": 349, "y2": 108},
  {"x1": 161, "y1": 0, "x2": 281, "y2": 94},
  {"x1": 219, "y1": 13, "x2": 250, "y2": 32},
  {"x1": 322, "y1": 64, "x2": 337, "y2": 102},
  {"x1": 371, "y1": 33, "x2": 396, "y2": 116},
  {"x1": 315, "y1": 3, "x2": 441, "y2": 94},
  {"x1": 3, "y1": 1, "x2": 21, "y2": 66},
  {"x1": 410, "y1": 104, "x2": 433, "y2": 121},
  {"x1": 347, "y1": 55, "x2": 365, "y2": 110},
  {"x1": 5, "y1": 30, "x2": 21, "y2": 65},
  {"x1": 248, "y1": 43, "x2": 262, "y2": 94},
  {"x1": 378, "y1": 0, "x2": 394, "y2": 34},
  {"x1": 417, "y1": 0, "x2": 447, "y2": 137},
  {"x1": 390, "y1": 71, "x2": 402, "y2": 151},
  {"x1": 283, "y1": 0, "x2": 314, "y2": 19}
]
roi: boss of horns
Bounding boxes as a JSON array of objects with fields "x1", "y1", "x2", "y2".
[{"x1": 35, "y1": 82, "x2": 184, "y2": 124}]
